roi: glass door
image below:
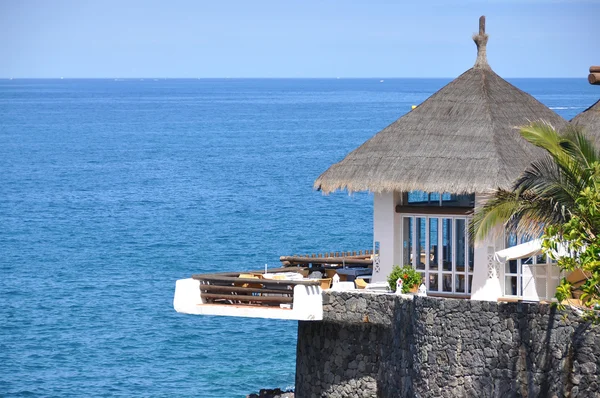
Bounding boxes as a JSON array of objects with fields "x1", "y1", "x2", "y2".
[{"x1": 401, "y1": 215, "x2": 473, "y2": 295}]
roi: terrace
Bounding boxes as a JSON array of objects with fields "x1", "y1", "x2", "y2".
[{"x1": 173, "y1": 250, "x2": 377, "y2": 321}]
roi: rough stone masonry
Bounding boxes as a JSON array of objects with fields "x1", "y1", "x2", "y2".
[{"x1": 295, "y1": 291, "x2": 600, "y2": 398}]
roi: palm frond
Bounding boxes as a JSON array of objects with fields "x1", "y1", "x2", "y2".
[{"x1": 474, "y1": 122, "x2": 599, "y2": 241}]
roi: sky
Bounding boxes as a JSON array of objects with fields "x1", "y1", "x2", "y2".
[{"x1": 0, "y1": 0, "x2": 598, "y2": 78}]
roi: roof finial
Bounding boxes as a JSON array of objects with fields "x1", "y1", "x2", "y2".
[{"x1": 473, "y1": 15, "x2": 490, "y2": 69}]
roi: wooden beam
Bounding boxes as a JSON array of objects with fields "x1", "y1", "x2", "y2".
[
  {"x1": 201, "y1": 293, "x2": 294, "y2": 304},
  {"x1": 200, "y1": 285, "x2": 292, "y2": 295},
  {"x1": 194, "y1": 275, "x2": 321, "y2": 287},
  {"x1": 589, "y1": 72, "x2": 600, "y2": 85},
  {"x1": 590, "y1": 66, "x2": 600, "y2": 73},
  {"x1": 278, "y1": 256, "x2": 372, "y2": 265},
  {"x1": 395, "y1": 205, "x2": 473, "y2": 215}
]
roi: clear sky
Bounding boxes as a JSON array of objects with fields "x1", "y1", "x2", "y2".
[{"x1": 1, "y1": 0, "x2": 598, "y2": 78}]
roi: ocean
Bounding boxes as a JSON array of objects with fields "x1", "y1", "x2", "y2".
[{"x1": 1, "y1": 78, "x2": 597, "y2": 397}]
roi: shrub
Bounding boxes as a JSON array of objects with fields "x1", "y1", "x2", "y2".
[{"x1": 387, "y1": 265, "x2": 422, "y2": 293}]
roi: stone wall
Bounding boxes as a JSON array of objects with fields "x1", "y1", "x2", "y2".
[{"x1": 295, "y1": 292, "x2": 600, "y2": 398}]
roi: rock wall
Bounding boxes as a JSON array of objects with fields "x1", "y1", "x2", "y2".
[{"x1": 295, "y1": 292, "x2": 600, "y2": 398}]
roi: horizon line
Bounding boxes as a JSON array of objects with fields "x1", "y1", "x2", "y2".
[{"x1": 0, "y1": 76, "x2": 588, "y2": 80}]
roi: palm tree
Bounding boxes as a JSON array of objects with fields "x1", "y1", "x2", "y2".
[{"x1": 472, "y1": 121, "x2": 600, "y2": 241}]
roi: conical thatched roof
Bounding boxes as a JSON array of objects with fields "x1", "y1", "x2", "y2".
[
  {"x1": 315, "y1": 16, "x2": 566, "y2": 194},
  {"x1": 571, "y1": 99, "x2": 600, "y2": 145}
]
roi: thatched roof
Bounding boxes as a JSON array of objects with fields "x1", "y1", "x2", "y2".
[
  {"x1": 314, "y1": 16, "x2": 566, "y2": 195},
  {"x1": 571, "y1": 99, "x2": 600, "y2": 145}
]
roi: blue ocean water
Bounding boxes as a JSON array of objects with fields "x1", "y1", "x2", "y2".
[{"x1": 0, "y1": 78, "x2": 597, "y2": 397}]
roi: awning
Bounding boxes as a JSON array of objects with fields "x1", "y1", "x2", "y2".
[
  {"x1": 494, "y1": 239, "x2": 571, "y2": 263},
  {"x1": 494, "y1": 239, "x2": 542, "y2": 262}
]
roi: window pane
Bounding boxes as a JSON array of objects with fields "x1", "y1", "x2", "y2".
[
  {"x1": 505, "y1": 276, "x2": 518, "y2": 295},
  {"x1": 456, "y1": 274, "x2": 465, "y2": 293},
  {"x1": 408, "y1": 191, "x2": 428, "y2": 203},
  {"x1": 429, "y1": 218, "x2": 439, "y2": 271},
  {"x1": 468, "y1": 275, "x2": 473, "y2": 294},
  {"x1": 522, "y1": 256, "x2": 534, "y2": 265},
  {"x1": 535, "y1": 277, "x2": 547, "y2": 299},
  {"x1": 506, "y1": 260, "x2": 518, "y2": 274},
  {"x1": 442, "y1": 218, "x2": 452, "y2": 271},
  {"x1": 402, "y1": 217, "x2": 413, "y2": 266},
  {"x1": 442, "y1": 274, "x2": 452, "y2": 292},
  {"x1": 535, "y1": 265, "x2": 547, "y2": 277},
  {"x1": 468, "y1": 242, "x2": 474, "y2": 272},
  {"x1": 507, "y1": 233, "x2": 518, "y2": 248},
  {"x1": 536, "y1": 252, "x2": 547, "y2": 264},
  {"x1": 455, "y1": 219, "x2": 466, "y2": 272},
  {"x1": 429, "y1": 192, "x2": 440, "y2": 202},
  {"x1": 429, "y1": 274, "x2": 438, "y2": 291},
  {"x1": 416, "y1": 217, "x2": 426, "y2": 270}
]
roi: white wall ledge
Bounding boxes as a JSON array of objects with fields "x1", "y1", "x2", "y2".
[{"x1": 173, "y1": 278, "x2": 323, "y2": 321}]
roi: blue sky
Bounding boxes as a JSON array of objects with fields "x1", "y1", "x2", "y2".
[{"x1": 1, "y1": 0, "x2": 598, "y2": 78}]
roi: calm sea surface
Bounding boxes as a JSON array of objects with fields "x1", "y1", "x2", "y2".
[{"x1": 1, "y1": 78, "x2": 597, "y2": 397}]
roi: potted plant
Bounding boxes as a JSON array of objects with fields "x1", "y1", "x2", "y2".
[{"x1": 387, "y1": 265, "x2": 422, "y2": 294}]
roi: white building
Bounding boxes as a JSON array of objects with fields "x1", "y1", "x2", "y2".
[{"x1": 314, "y1": 17, "x2": 567, "y2": 302}]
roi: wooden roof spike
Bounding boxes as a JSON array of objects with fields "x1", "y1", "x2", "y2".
[{"x1": 473, "y1": 16, "x2": 490, "y2": 69}]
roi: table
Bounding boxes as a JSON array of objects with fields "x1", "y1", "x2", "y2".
[{"x1": 335, "y1": 267, "x2": 373, "y2": 282}]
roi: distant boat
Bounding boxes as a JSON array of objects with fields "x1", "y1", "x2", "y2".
[{"x1": 380, "y1": 80, "x2": 384, "y2": 83}]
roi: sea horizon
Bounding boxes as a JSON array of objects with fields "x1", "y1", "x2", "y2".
[{"x1": 1, "y1": 76, "x2": 590, "y2": 80}]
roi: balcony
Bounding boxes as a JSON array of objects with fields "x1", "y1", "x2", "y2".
[{"x1": 173, "y1": 251, "x2": 373, "y2": 321}]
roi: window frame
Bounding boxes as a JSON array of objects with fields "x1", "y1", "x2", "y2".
[{"x1": 400, "y1": 213, "x2": 473, "y2": 295}]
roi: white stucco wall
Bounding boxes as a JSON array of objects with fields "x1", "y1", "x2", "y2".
[
  {"x1": 470, "y1": 194, "x2": 504, "y2": 301},
  {"x1": 173, "y1": 278, "x2": 324, "y2": 320},
  {"x1": 372, "y1": 191, "x2": 401, "y2": 283}
]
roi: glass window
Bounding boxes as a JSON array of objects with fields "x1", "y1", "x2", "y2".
[
  {"x1": 399, "y1": 215, "x2": 473, "y2": 295},
  {"x1": 505, "y1": 276, "x2": 518, "y2": 296},
  {"x1": 468, "y1": 243, "x2": 474, "y2": 272},
  {"x1": 502, "y1": 237, "x2": 556, "y2": 300},
  {"x1": 429, "y1": 274, "x2": 438, "y2": 291},
  {"x1": 455, "y1": 219, "x2": 466, "y2": 272},
  {"x1": 429, "y1": 218, "x2": 438, "y2": 270},
  {"x1": 535, "y1": 278, "x2": 547, "y2": 298},
  {"x1": 507, "y1": 233, "x2": 518, "y2": 248},
  {"x1": 416, "y1": 217, "x2": 426, "y2": 270},
  {"x1": 442, "y1": 274, "x2": 452, "y2": 292},
  {"x1": 442, "y1": 218, "x2": 452, "y2": 271},
  {"x1": 456, "y1": 274, "x2": 465, "y2": 293},
  {"x1": 506, "y1": 260, "x2": 518, "y2": 274},
  {"x1": 536, "y1": 252, "x2": 547, "y2": 265},
  {"x1": 407, "y1": 191, "x2": 429, "y2": 203},
  {"x1": 405, "y1": 191, "x2": 475, "y2": 207},
  {"x1": 402, "y1": 217, "x2": 413, "y2": 266}
]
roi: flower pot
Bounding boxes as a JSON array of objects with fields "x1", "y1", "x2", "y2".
[{"x1": 408, "y1": 285, "x2": 419, "y2": 294}]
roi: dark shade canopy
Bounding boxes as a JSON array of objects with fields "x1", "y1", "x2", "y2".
[{"x1": 315, "y1": 16, "x2": 566, "y2": 194}]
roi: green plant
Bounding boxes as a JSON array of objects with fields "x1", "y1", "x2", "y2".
[
  {"x1": 472, "y1": 121, "x2": 600, "y2": 321},
  {"x1": 387, "y1": 265, "x2": 422, "y2": 293},
  {"x1": 472, "y1": 122, "x2": 597, "y2": 241}
]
